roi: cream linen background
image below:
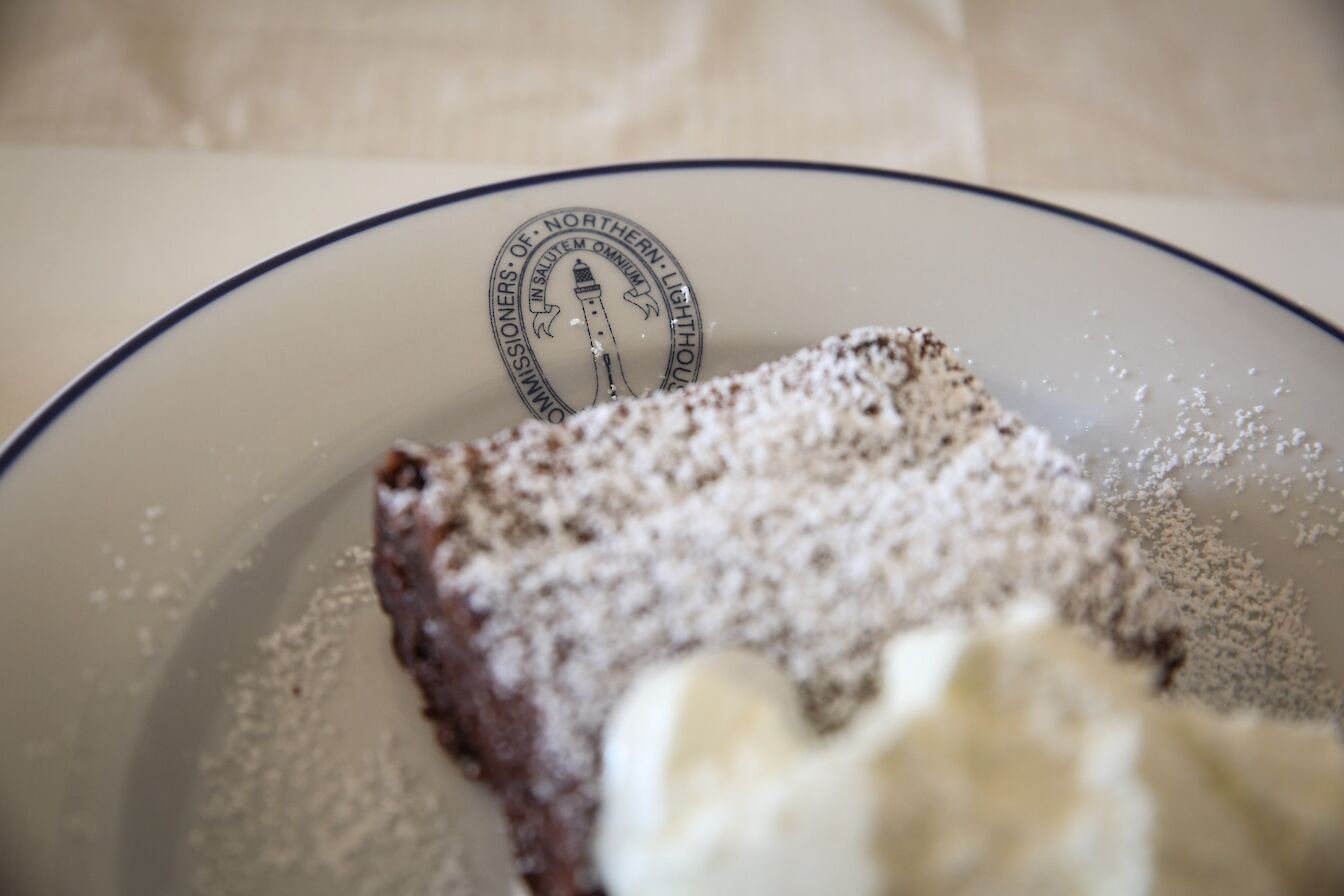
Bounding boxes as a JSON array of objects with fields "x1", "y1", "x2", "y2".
[
  {"x1": 0, "y1": 0, "x2": 984, "y2": 178},
  {"x1": 2, "y1": 0, "x2": 1342, "y2": 198}
]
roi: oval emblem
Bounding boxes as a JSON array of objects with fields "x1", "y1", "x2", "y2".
[{"x1": 488, "y1": 207, "x2": 703, "y2": 423}]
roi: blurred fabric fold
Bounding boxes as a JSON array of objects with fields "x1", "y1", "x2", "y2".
[{"x1": 0, "y1": 0, "x2": 1340, "y2": 199}]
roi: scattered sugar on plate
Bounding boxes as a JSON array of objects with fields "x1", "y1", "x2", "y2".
[
  {"x1": 1104, "y1": 483, "x2": 1338, "y2": 719},
  {"x1": 1088, "y1": 357, "x2": 1343, "y2": 723},
  {"x1": 188, "y1": 549, "x2": 473, "y2": 896}
]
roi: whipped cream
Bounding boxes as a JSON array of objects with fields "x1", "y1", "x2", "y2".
[{"x1": 595, "y1": 602, "x2": 1344, "y2": 895}]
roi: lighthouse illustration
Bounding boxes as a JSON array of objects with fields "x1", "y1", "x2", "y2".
[{"x1": 572, "y1": 258, "x2": 637, "y2": 404}]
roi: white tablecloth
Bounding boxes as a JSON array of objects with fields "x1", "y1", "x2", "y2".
[{"x1": 2, "y1": 0, "x2": 1342, "y2": 199}]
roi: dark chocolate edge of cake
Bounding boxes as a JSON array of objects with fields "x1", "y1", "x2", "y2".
[
  {"x1": 373, "y1": 446, "x2": 599, "y2": 896},
  {"x1": 1077, "y1": 543, "x2": 1187, "y2": 689}
]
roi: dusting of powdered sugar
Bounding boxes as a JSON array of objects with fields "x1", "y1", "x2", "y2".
[
  {"x1": 1086, "y1": 359, "x2": 1343, "y2": 723},
  {"x1": 86, "y1": 504, "x2": 202, "y2": 650},
  {"x1": 1103, "y1": 485, "x2": 1338, "y2": 719},
  {"x1": 383, "y1": 328, "x2": 1182, "y2": 824},
  {"x1": 188, "y1": 546, "x2": 472, "y2": 896}
]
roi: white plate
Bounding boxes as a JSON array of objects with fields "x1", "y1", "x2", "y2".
[{"x1": 2, "y1": 161, "x2": 1342, "y2": 896}]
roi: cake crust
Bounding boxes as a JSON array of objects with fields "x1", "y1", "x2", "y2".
[{"x1": 373, "y1": 327, "x2": 1184, "y2": 895}]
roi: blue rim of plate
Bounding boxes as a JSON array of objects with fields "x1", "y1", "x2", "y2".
[{"x1": 2, "y1": 158, "x2": 1341, "y2": 479}]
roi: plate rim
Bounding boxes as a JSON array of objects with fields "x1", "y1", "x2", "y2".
[{"x1": 3, "y1": 157, "x2": 1341, "y2": 479}]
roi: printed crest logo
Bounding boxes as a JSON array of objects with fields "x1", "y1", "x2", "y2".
[{"x1": 488, "y1": 208, "x2": 703, "y2": 423}]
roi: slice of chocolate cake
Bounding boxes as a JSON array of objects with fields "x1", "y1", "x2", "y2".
[{"x1": 372, "y1": 327, "x2": 1184, "y2": 896}]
